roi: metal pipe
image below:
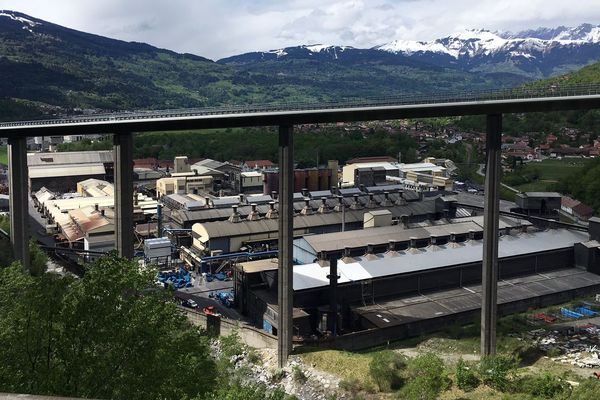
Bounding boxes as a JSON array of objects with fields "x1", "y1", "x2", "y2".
[
  {"x1": 481, "y1": 114, "x2": 502, "y2": 357},
  {"x1": 277, "y1": 124, "x2": 294, "y2": 368}
]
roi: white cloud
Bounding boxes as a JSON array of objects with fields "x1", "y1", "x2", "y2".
[{"x1": 1, "y1": 0, "x2": 600, "y2": 59}]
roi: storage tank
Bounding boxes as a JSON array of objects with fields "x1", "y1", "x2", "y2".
[
  {"x1": 262, "y1": 171, "x2": 279, "y2": 195},
  {"x1": 294, "y1": 170, "x2": 307, "y2": 193},
  {"x1": 318, "y1": 168, "x2": 332, "y2": 190},
  {"x1": 307, "y1": 169, "x2": 319, "y2": 191}
]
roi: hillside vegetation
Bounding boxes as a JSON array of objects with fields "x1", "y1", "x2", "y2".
[{"x1": 0, "y1": 12, "x2": 515, "y2": 122}]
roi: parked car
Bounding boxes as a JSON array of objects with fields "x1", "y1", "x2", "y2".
[{"x1": 182, "y1": 299, "x2": 198, "y2": 309}]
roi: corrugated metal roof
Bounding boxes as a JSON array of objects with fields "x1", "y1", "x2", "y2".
[
  {"x1": 30, "y1": 164, "x2": 105, "y2": 179},
  {"x1": 298, "y1": 220, "x2": 485, "y2": 253},
  {"x1": 292, "y1": 229, "x2": 587, "y2": 291},
  {"x1": 28, "y1": 150, "x2": 113, "y2": 166}
]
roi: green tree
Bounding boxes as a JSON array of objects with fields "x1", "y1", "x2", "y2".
[{"x1": 0, "y1": 255, "x2": 217, "y2": 399}]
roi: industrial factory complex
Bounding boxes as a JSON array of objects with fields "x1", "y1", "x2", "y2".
[{"x1": 10, "y1": 148, "x2": 600, "y2": 347}]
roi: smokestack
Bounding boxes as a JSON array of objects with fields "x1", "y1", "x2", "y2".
[
  {"x1": 318, "y1": 197, "x2": 329, "y2": 214},
  {"x1": 94, "y1": 204, "x2": 99, "y2": 211},
  {"x1": 342, "y1": 246, "x2": 355, "y2": 263},
  {"x1": 396, "y1": 190, "x2": 407, "y2": 206},
  {"x1": 350, "y1": 194, "x2": 362, "y2": 210},
  {"x1": 205, "y1": 197, "x2": 211, "y2": 208},
  {"x1": 266, "y1": 201, "x2": 278, "y2": 219},
  {"x1": 327, "y1": 256, "x2": 339, "y2": 336},
  {"x1": 239, "y1": 194, "x2": 245, "y2": 204},
  {"x1": 301, "y1": 198, "x2": 313, "y2": 215},
  {"x1": 317, "y1": 251, "x2": 330, "y2": 267},
  {"x1": 400, "y1": 215, "x2": 409, "y2": 228},
  {"x1": 366, "y1": 193, "x2": 377, "y2": 208},
  {"x1": 385, "y1": 240, "x2": 401, "y2": 257},
  {"x1": 228, "y1": 205, "x2": 242, "y2": 223},
  {"x1": 407, "y1": 236, "x2": 420, "y2": 254},
  {"x1": 448, "y1": 231, "x2": 462, "y2": 248},
  {"x1": 247, "y1": 203, "x2": 260, "y2": 221},
  {"x1": 430, "y1": 235, "x2": 444, "y2": 251},
  {"x1": 409, "y1": 237, "x2": 418, "y2": 249},
  {"x1": 101, "y1": 209, "x2": 105, "y2": 217},
  {"x1": 364, "y1": 243, "x2": 378, "y2": 260},
  {"x1": 334, "y1": 195, "x2": 344, "y2": 212},
  {"x1": 382, "y1": 191, "x2": 393, "y2": 207}
]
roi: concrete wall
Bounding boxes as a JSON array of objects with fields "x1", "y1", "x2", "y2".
[{"x1": 181, "y1": 306, "x2": 278, "y2": 349}]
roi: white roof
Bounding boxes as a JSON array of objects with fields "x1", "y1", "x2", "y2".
[
  {"x1": 398, "y1": 162, "x2": 446, "y2": 173},
  {"x1": 293, "y1": 229, "x2": 587, "y2": 291},
  {"x1": 349, "y1": 162, "x2": 399, "y2": 171},
  {"x1": 242, "y1": 171, "x2": 262, "y2": 177},
  {"x1": 30, "y1": 164, "x2": 105, "y2": 179}
]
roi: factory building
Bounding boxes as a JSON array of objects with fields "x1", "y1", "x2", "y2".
[
  {"x1": 342, "y1": 160, "x2": 453, "y2": 191},
  {"x1": 234, "y1": 219, "x2": 600, "y2": 345},
  {"x1": 156, "y1": 175, "x2": 214, "y2": 197},
  {"x1": 514, "y1": 192, "x2": 562, "y2": 218},
  {"x1": 164, "y1": 186, "x2": 438, "y2": 230},
  {"x1": 189, "y1": 191, "x2": 454, "y2": 255},
  {"x1": 28, "y1": 151, "x2": 114, "y2": 192},
  {"x1": 192, "y1": 159, "x2": 241, "y2": 193}
]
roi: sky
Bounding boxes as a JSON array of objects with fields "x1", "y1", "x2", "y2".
[{"x1": 2, "y1": 0, "x2": 600, "y2": 60}]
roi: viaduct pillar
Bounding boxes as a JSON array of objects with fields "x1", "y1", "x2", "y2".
[
  {"x1": 7, "y1": 135, "x2": 30, "y2": 270},
  {"x1": 114, "y1": 132, "x2": 134, "y2": 259}
]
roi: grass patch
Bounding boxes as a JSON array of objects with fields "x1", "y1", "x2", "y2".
[
  {"x1": 299, "y1": 349, "x2": 377, "y2": 391},
  {"x1": 0, "y1": 146, "x2": 7, "y2": 165},
  {"x1": 503, "y1": 158, "x2": 587, "y2": 193}
]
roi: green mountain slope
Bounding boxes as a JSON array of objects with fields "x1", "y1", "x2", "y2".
[{"x1": 0, "y1": 11, "x2": 510, "y2": 121}]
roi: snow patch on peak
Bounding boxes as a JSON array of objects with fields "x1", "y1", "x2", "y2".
[
  {"x1": 375, "y1": 39, "x2": 447, "y2": 55},
  {"x1": 0, "y1": 10, "x2": 41, "y2": 34},
  {"x1": 266, "y1": 48, "x2": 288, "y2": 58},
  {"x1": 448, "y1": 29, "x2": 502, "y2": 41},
  {"x1": 304, "y1": 44, "x2": 334, "y2": 53}
]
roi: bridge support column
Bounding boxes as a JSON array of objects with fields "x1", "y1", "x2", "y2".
[
  {"x1": 277, "y1": 124, "x2": 294, "y2": 368},
  {"x1": 114, "y1": 132, "x2": 134, "y2": 259},
  {"x1": 7, "y1": 135, "x2": 30, "y2": 270},
  {"x1": 481, "y1": 114, "x2": 502, "y2": 357}
]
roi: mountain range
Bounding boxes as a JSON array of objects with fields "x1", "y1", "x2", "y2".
[
  {"x1": 221, "y1": 24, "x2": 600, "y2": 80},
  {"x1": 0, "y1": 10, "x2": 599, "y2": 121}
]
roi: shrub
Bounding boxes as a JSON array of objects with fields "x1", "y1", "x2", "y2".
[
  {"x1": 479, "y1": 355, "x2": 518, "y2": 392},
  {"x1": 546, "y1": 346, "x2": 562, "y2": 358},
  {"x1": 368, "y1": 350, "x2": 406, "y2": 392},
  {"x1": 456, "y1": 358, "x2": 479, "y2": 392},
  {"x1": 269, "y1": 368, "x2": 287, "y2": 383},
  {"x1": 292, "y1": 365, "x2": 308, "y2": 384},
  {"x1": 398, "y1": 375, "x2": 441, "y2": 400},
  {"x1": 519, "y1": 373, "x2": 570, "y2": 399},
  {"x1": 220, "y1": 328, "x2": 245, "y2": 359},
  {"x1": 398, "y1": 353, "x2": 451, "y2": 400}
]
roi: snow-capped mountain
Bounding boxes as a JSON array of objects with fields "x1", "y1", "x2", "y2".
[
  {"x1": 372, "y1": 24, "x2": 600, "y2": 78},
  {"x1": 220, "y1": 24, "x2": 600, "y2": 81},
  {"x1": 375, "y1": 25, "x2": 600, "y2": 58},
  {"x1": 218, "y1": 44, "x2": 362, "y2": 64}
]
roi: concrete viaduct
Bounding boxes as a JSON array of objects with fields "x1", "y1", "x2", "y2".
[{"x1": 2, "y1": 87, "x2": 600, "y2": 367}]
